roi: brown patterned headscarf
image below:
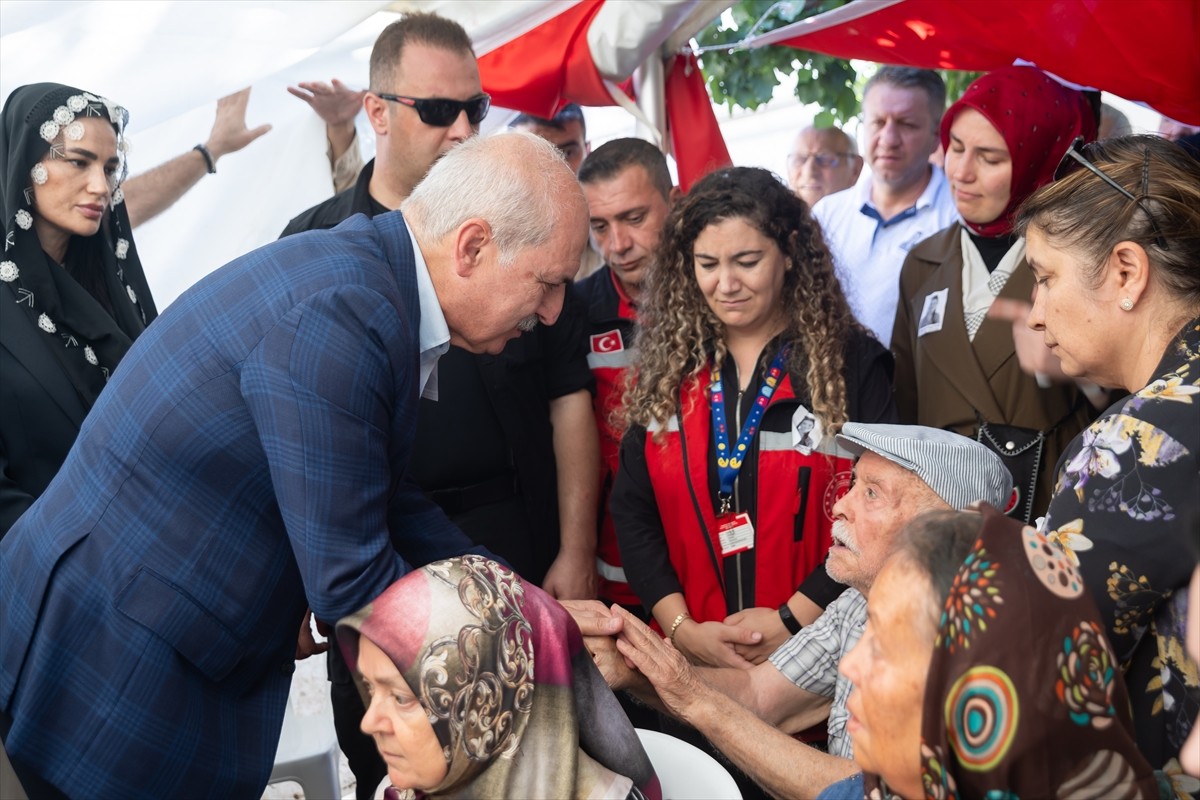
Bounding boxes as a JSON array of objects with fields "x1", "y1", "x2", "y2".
[
  {"x1": 338, "y1": 555, "x2": 661, "y2": 799},
  {"x1": 863, "y1": 506, "x2": 1163, "y2": 799}
]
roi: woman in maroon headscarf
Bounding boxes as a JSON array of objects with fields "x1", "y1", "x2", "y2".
[{"x1": 891, "y1": 66, "x2": 1099, "y2": 523}]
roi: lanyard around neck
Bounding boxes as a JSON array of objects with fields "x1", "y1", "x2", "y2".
[{"x1": 710, "y1": 346, "x2": 790, "y2": 512}]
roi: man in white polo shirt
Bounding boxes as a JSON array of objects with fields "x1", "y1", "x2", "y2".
[{"x1": 813, "y1": 67, "x2": 959, "y2": 348}]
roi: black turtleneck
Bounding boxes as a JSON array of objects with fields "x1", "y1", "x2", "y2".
[{"x1": 968, "y1": 230, "x2": 1018, "y2": 273}]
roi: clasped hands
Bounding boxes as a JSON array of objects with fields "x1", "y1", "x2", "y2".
[{"x1": 561, "y1": 600, "x2": 764, "y2": 722}]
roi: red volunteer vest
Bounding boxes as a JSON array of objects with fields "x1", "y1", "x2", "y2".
[
  {"x1": 585, "y1": 271, "x2": 640, "y2": 605},
  {"x1": 644, "y1": 369, "x2": 851, "y2": 623}
]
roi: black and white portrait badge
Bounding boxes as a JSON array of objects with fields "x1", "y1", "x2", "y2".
[
  {"x1": 791, "y1": 404, "x2": 823, "y2": 456},
  {"x1": 917, "y1": 288, "x2": 948, "y2": 337}
]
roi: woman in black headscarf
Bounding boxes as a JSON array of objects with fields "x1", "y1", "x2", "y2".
[{"x1": 0, "y1": 83, "x2": 157, "y2": 535}]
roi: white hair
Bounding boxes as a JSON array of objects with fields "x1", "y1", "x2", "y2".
[
  {"x1": 401, "y1": 131, "x2": 578, "y2": 266},
  {"x1": 796, "y1": 124, "x2": 858, "y2": 155}
]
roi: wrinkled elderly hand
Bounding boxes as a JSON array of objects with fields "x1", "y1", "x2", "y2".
[
  {"x1": 725, "y1": 606, "x2": 788, "y2": 664},
  {"x1": 287, "y1": 79, "x2": 365, "y2": 128},
  {"x1": 613, "y1": 606, "x2": 707, "y2": 721},
  {"x1": 205, "y1": 88, "x2": 272, "y2": 161},
  {"x1": 586, "y1": 623, "x2": 648, "y2": 693},
  {"x1": 988, "y1": 298, "x2": 1069, "y2": 383},
  {"x1": 560, "y1": 598, "x2": 623, "y2": 637},
  {"x1": 560, "y1": 599, "x2": 645, "y2": 691}
]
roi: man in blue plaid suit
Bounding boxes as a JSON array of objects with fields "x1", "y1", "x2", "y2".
[{"x1": 0, "y1": 132, "x2": 588, "y2": 799}]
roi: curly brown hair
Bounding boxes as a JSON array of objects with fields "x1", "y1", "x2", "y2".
[{"x1": 624, "y1": 167, "x2": 861, "y2": 438}]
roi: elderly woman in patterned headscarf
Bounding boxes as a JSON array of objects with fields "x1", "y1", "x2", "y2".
[
  {"x1": 337, "y1": 555, "x2": 661, "y2": 799},
  {"x1": 817, "y1": 506, "x2": 1163, "y2": 800},
  {"x1": 0, "y1": 82, "x2": 156, "y2": 535}
]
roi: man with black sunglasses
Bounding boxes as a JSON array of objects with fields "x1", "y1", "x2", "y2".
[
  {"x1": 281, "y1": 13, "x2": 600, "y2": 799},
  {"x1": 283, "y1": 14, "x2": 484, "y2": 230}
]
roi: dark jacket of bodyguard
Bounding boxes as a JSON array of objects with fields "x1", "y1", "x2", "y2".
[{"x1": 0, "y1": 211, "x2": 489, "y2": 798}]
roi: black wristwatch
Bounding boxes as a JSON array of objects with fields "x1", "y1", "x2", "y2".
[{"x1": 778, "y1": 601, "x2": 802, "y2": 635}]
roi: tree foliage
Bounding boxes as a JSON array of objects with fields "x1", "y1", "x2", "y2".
[{"x1": 697, "y1": 0, "x2": 979, "y2": 126}]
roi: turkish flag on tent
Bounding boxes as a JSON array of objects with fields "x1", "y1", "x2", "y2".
[
  {"x1": 755, "y1": 0, "x2": 1200, "y2": 125},
  {"x1": 476, "y1": 0, "x2": 614, "y2": 115},
  {"x1": 666, "y1": 52, "x2": 732, "y2": 191},
  {"x1": 476, "y1": 0, "x2": 735, "y2": 189}
]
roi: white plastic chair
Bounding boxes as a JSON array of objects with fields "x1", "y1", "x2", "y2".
[
  {"x1": 268, "y1": 683, "x2": 342, "y2": 800},
  {"x1": 635, "y1": 728, "x2": 742, "y2": 800}
]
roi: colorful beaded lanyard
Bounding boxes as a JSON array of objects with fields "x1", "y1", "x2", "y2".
[{"x1": 710, "y1": 345, "x2": 790, "y2": 514}]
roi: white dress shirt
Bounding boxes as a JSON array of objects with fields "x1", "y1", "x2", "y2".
[
  {"x1": 410, "y1": 232, "x2": 451, "y2": 401},
  {"x1": 813, "y1": 167, "x2": 959, "y2": 348}
]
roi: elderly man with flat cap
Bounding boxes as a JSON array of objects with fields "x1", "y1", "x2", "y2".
[{"x1": 572, "y1": 423, "x2": 1012, "y2": 799}]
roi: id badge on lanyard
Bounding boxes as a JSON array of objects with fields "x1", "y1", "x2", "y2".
[
  {"x1": 710, "y1": 346, "x2": 789, "y2": 555},
  {"x1": 717, "y1": 511, "x2": 755, "y2": 556}
]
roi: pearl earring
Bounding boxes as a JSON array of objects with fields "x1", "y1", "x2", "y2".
[{"x1": 1120, "y1": 297, "x2": 1134, "y2": 311}]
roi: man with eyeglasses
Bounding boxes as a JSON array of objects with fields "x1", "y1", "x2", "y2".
[
  {"x1": 281, "y1": 13, "x2": 599, "y2": 800},
  {"x1": 786, "y1": 125, "x2": 862, "y2": 209}
]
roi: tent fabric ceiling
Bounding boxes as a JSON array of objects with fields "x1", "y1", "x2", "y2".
[
  {"x1": 0, "y1": 1, "x2": 664, "y2": 305},
  {"x1": 754, "y1": 0, "x2": 1200, "y2": 125},
  {"x1": 2, "y1": 0, "x2": 1193, "y2": 307},
  {"x1": 476, "y1": 0, "x2": 728, "y2": 115}
]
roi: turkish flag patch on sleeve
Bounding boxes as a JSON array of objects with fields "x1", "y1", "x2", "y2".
[{"x1": 590, "y1": 329, "x2": 625, "y2": 354}]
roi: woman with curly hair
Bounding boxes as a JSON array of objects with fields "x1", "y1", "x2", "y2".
[{"x1": 610, "y1": 167, "x2": 896, "y2": 669}]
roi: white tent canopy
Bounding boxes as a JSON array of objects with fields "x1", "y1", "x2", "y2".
[
  {"x1": 2, "y1": 0, "x2": 695, "y2": 305},
  {"x1": 5, "y1": 1, "x2": 1186, "y2": 306}
]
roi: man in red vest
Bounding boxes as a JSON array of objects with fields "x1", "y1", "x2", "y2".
[{"x1": 573, "y1": 138, "x2": 678, "y2": 617}]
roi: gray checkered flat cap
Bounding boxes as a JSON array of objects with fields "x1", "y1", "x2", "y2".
[{"x1": 835, "y1": 423, "x2": 1013, "y2": 511}]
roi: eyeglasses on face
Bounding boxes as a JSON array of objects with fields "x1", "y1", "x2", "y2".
[
  {"x1": 788, "y1": 152, "x2": 858, "y2": 170},
  {"x1": 375, "y1": 92, "x2": 491, "y2": 127},
  {"x1": 1053, "y1": 136, "x2": 1168, "y2": 250}
]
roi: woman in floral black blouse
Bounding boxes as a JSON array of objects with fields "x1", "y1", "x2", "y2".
[{"x1": 1014, "y1": 134, "x2": 1200, "y2": 779}]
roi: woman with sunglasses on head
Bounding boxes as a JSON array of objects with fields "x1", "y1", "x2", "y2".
[
  {"x1": 0, "y1": 83, "x2": 156, "y2": 538},
  {"x1": 1014, "y1": 134, "x2": 1200, "y2": 775},
  {"x1": 611, "y1": 167, "x2": 895, "y2": 670},
  {"x1": 891, "y1": 66, "x2": 1099, "y2": 524}
]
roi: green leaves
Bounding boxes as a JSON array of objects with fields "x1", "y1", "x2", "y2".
[
  {"x1": 696, "y1": 0, "x2": 979, "y2": 125},
  {"x1": 697, "y1": 0, "x2": 862, "y2": 121}
]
